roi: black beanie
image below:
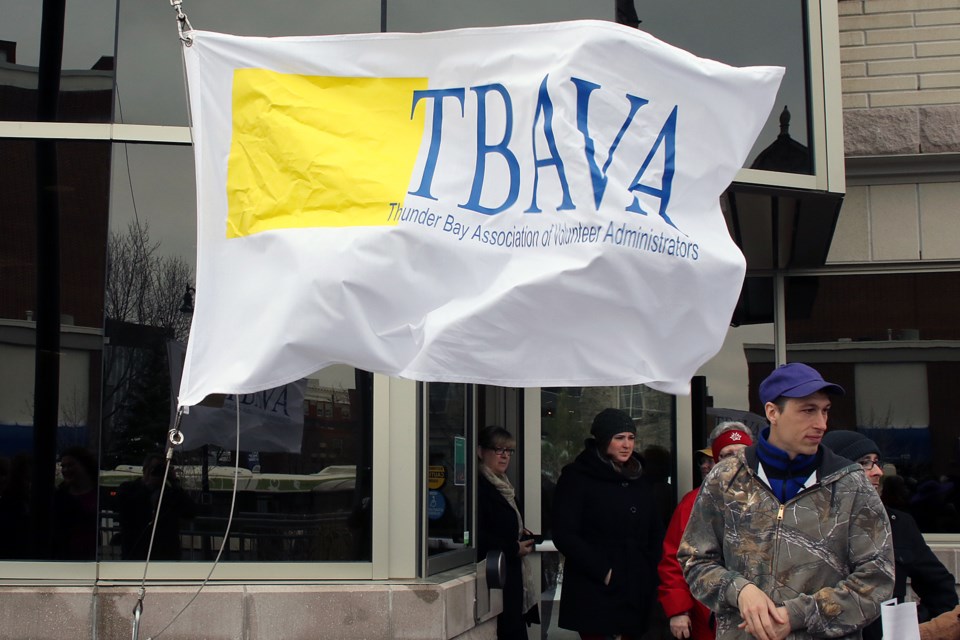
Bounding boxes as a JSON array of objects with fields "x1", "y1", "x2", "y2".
[
  {"x1": 821, "y1": 429, "x2": 880, "y2": 462},
  {"x1": 590, "y1": 408, "x2": 636, "y2": 446}
]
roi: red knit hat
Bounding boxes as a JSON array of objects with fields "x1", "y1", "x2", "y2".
[{"x1": 711, "y1": 428, "x2": 753, "y2": 463}]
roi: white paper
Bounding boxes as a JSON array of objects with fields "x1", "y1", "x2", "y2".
[{"x1": 881, "y1": 598, "x2": 920, "y2": 640}]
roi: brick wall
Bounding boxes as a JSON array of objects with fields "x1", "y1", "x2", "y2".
[{"x1": 839, "y1": 0, "x2": 960, "y2": 155}]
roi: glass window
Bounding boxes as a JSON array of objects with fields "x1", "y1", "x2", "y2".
[
  {"x1": 637, "y1": 0, "x2": 811, "y2": 173},
  {"x1": 0, "y1": 1, "x2": 116, "y2": 123},
  {"x1": 0, "y1": 138, "x2": 110, "y2": 561},
  {"x1": 425, "y1": 382, "x2": 473, "y2": 571},
  {"x1": 97, "y1": 140, "x2": 375, "y2": 562},
  {"x1": 99, "y1": 364, "x2": 374, "y2": 562},
  {"x1": 386, "y1": 0, "x2": 608, "y2": 32},
  {"x1": 113, "y1": 0, "x2": 382, "y2": 126},
  {"x1": 783, "y1": 272, "x2": 960, "y2": 533}
]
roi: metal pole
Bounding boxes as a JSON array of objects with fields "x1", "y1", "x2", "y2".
[{"x1": 32, "y1": 0, "x2": 66, "y2": 558}]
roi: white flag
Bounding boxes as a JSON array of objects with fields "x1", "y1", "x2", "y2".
[{"x1": 178, "y1": 20, "x2": 783, "y2": 407}]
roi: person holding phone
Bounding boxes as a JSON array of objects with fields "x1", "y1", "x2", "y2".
[
  {"x1": 552, "y1": 408, "x2": 664, "y2": 640},
  {"x1": 477, "y1": 425, "x2": 540, "y2": 639}
]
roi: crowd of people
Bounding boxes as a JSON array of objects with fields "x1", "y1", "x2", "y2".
[
  {"x1": 478, "y1": 362, "x2": 960, "y2": 640},
  {"x1": 4, "y1": 361, "x2": 960, "y2": 637}
]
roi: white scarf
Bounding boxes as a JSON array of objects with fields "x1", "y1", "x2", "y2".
[{"x1": 480, "y1": 464, "x2": 538, "y2": 615}]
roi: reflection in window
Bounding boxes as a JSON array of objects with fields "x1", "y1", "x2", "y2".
[
  {"x1": 637, "y1": 0, "x2": 811, "y2": 173},
  {"x1": 0, "y1": 139, "x2": 110, "y2": 560},
  {"x1": 0, "y1": 4, "x2": 116, "y2": 123},
  {"x1": 426, "y1": 383, "x2": 472, "y2": 558},
  {"x1": 113, "y1": 0, "x2": 382, "y2": 126},
  {"x1": 779, "y1": 272, "x2": 960, "y2": 533},
  {"x1": 99, "y1": 365, "x2": 374, "y2": 562}
]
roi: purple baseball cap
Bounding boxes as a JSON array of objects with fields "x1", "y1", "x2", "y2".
[{"x1": 759, "y1": 363, "x2": 845, "y2": 405}]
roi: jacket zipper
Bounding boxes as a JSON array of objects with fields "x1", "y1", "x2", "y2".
[
  {"x1": 772, "y1": 504, "x2": 785, "y2": 576},
  {"x1": 751, "y1": 468, "x2": 823, "y2": 581}
]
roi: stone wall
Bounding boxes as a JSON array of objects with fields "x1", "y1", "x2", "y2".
[
  {"x1": 839, "y1": 0, "x2": 960, "y2": 155},
  {"x1": 0, "y1": 574, "x2": 496, "y2": 640}
]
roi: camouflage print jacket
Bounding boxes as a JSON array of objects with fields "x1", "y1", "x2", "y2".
[{"x1": 677, "y1": 445, "x2": 894, "y2": 639}]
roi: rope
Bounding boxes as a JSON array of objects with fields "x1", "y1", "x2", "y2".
[
  {"x1": 132, "y1": 8, "x2": 225, "y2": 638},
  {"x1": 133, "y1": 397, "x2": 243, "y2": 640}
]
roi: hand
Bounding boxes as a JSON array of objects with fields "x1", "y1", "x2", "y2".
[
  {"x1": 769, "y1": 607, "x2": 791, "y2": 640},
  {"x1": 754, "y1": 607, "x2": 790, "y2": 640},
  {"x1": 669, "y1": 613, "x2": 692, "y2": 639},
  {"x1": 517, "y1": 538, "x2": 535, "y2": 557},
  {"x1": 736, "y1": 584, "x2": 790, "y2": 640}
]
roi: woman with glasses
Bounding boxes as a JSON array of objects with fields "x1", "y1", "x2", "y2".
[
  {"x1": 477, "y1": 425, "x2": 539, "y2": 639},
  {"x1": 552, "y1": 408, "x2": 663, "y2": 640},
  {"x1": 822, "y1": 429, "x2": 959, "y2": 640}
]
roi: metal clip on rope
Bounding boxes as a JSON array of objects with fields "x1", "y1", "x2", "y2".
[
  {"x1": 131, "y1": 411, "x2": 186, "y2": 640},
  {"x1": 170, "y1": 0, "x2": 194, "y2": 46},
  {"x1": 168, "y1": 428, "x2": 185, "y2": 447},
  {"x1": 132, "y1": 588, "x2": 145, "y2": 640}
]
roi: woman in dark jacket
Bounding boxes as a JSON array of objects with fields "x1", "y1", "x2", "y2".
[
  {"x1": 476, "y1": 426, "x2": 539, "y2": 639},
  {"x1": 552, "y1": 408, "x2": 664, "y2": 640}
]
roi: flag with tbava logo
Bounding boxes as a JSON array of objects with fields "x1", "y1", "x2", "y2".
[{"x1": 177, "y1": 20, "x2": 784, "y2": 408}]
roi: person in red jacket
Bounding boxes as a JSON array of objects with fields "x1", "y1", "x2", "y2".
[{"x1": 657, "y1": 422, "x2": 753, "y2": 639}]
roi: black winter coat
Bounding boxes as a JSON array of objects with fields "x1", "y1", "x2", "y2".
[
  {"x1": 863, "y1": 506, "x2": 959, "y2": 640},
  {"x1": 477, "y1": 473, "x2": 535, "y2": 640},
  {"x1": 552, "y1": 443, "x2": 664, "y2": 635}
]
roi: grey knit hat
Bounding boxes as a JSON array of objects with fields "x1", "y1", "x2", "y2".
[
  {"x1": 821, "y1": 429, "x2": 880, "y2": 462},
  {"x1": 590, "y1": 408, "x2": 636, "y2": 446}
]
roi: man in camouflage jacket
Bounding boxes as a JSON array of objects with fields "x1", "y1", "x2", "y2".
[{"x1": 677, "y1": 363, "x2": 894, "y2": 640}]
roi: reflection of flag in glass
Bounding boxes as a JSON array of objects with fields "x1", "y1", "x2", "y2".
[
  {"x1": 178, "y1": 22, "x2": 783, "y2": 407},
  {"x1": 168, "y1": 342, "x2": 306, "y2": 453}
]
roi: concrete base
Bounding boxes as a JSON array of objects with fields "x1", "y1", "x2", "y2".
[{"x1": 0, "y1": 573, "x2": 497, "y2": 640}]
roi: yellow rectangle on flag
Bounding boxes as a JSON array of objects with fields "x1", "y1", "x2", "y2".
[{"x1": 226, "y1": 71, "x2": 429, "y2": 238}]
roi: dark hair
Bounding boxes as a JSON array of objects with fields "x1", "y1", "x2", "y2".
[
  {"x1": 60, "y1": 446, "x2": 98, "y2": 482},
  {"x1": 478, "y1": 425, "x2": 515, "y2": 450}
]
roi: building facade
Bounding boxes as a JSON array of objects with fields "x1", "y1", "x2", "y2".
[{"x1": 1, "y1": 0, "x2": 959, "y2": 638}]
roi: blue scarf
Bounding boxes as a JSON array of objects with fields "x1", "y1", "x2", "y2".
[{"x1": 756, "y1": 427, "x2": 819, "y2": 503}]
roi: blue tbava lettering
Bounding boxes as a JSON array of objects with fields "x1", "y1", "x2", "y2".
[
  {"x1": 405, "y1": 78, "x2": 680, "y2": 228},
  {"x1": 225, "y1": 387, "x2": 290, "y2": 416},
  {"x1": 625, "y1": 105, "x2": 679, "y2": 231},
  {"x1": 458, "y1": 84, "x2": 521, "y2": 215},
  {"x1": 408, "y1": 88, "x2": 467, "y2": 201},
  {"x1": 572, "y1": 77, "x2": 649, "y2": 211},
  {"x1": 526, "y1": 74, "x2": 574, "y2": 214}
]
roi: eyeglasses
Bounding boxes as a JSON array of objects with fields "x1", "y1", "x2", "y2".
[
  {"x1": 858, "y1": 458, "x2": 882, "y2": 471},
  {"x1": 489, "y1": 447, "x2": 515, "y2": 456}
]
